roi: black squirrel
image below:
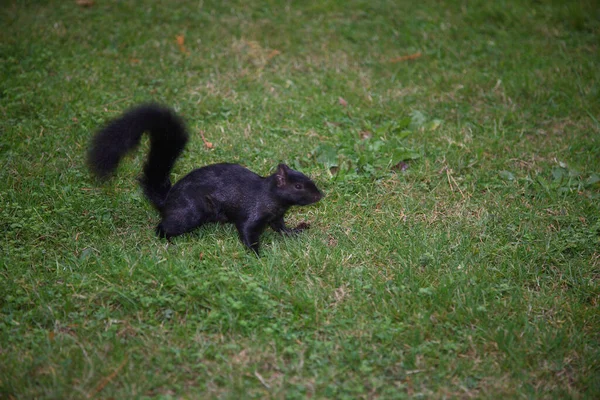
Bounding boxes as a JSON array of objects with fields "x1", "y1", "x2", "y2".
[{"x1": 88, "y1": 104, "x2": 323, "y2": 255}]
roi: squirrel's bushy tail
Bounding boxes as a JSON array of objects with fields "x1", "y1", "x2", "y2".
[{"x1": 88, "y1": 104, "x2": 189, "y2": 211}]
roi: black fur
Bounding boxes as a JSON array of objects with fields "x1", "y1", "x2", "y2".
[
  {"x1": 88, "y1": 104, "x2": 323, "y2": 255},
  {"x1": 88, "y1": 104, "x2": 189, "y2": 210}
]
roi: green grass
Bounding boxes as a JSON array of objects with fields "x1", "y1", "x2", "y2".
[{"x1": 1, "y1": 0, "x2": 599, "y2": 398}]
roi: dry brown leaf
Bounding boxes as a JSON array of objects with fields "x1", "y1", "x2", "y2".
[
  {"x1": 389, "y1": 52, "x2": 422, "y2": 63},
  {"x1": 199, "y1": 130, "x2": 214, "y2": 149},
  {"x1": 267, "y1": 49, "x2": 281, "y2": 59},
  {"x1": 76, "y1": 0, "x2": 95, "y2": 7},
  {"x1": 175, "y1": 34, "x2": 190, "y2": 55}
]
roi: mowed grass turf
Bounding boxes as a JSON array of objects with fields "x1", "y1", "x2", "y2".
[{"x1": 1, "y1": 0, "x2": 599, "y2": 398}]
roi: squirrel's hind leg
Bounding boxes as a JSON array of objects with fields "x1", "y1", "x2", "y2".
[{"x1": 156, "y1": 206, "x2": 206, "y2": 240}]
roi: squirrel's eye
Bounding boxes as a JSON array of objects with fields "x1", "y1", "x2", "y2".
[{"x1": 295, "y1": 184, "x2": 302, "y2": 189}]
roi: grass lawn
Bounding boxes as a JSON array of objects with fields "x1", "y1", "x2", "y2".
[{"x1": 1, "y1": 0, "x2": 599, "y2": 398}]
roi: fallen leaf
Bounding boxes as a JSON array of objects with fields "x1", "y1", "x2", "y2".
[
  {"x1": 392, "y1": 161, "x2": 410, "y2": 172},
  {"x1": 389, "y1": 52, "x2": 422, "y2": 63},
  {"x1": 76, "y1": 0, "x2": 95, "y2": 7},
  {"x1": 338, "y1": 97, "x2": 348, "y2": 107},
  {"x1": 199, "y1": 130, "x2": 214, "y2": 149},
  {"x1": 267, "y1": 49, "x2": 281, "y2": 59},
  {"x1": 175, "y1": 34, "x2": 190, "y2": 55}
]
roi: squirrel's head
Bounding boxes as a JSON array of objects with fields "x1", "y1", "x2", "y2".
[{"x1": 273, "y1": 163, "x2": 323, "y2": 206}]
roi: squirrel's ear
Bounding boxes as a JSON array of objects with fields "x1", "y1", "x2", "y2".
[{"x1": 275, "y1": 164, "x2": 289, "y2": 187}]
